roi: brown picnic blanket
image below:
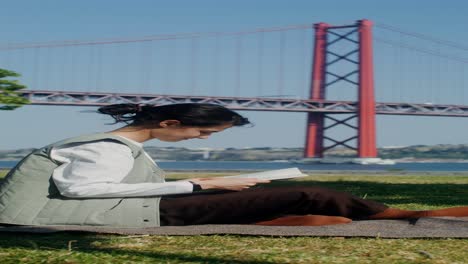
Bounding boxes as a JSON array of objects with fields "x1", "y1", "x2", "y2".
[{"x1": 1, "y1": 217, "x2": 467, "y2": 238}]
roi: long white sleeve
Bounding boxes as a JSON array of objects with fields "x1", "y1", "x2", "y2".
[{"x1": 50, "y1": 140, "x2": 194, "y2": 198}]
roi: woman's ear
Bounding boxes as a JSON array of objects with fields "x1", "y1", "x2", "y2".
[{"x1": 159, "y1": 120, "x2": 181, "y2": 128}]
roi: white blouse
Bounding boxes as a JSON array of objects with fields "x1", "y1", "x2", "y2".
[{"x1": 50, "y1": 136, "x2": 194, "y2": 198}]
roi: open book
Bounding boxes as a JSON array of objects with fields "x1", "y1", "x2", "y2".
[{"x1": 223, "y1": 167, "x2": 308, "y2": 181}]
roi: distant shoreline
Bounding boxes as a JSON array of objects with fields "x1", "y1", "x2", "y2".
[
  {"x1": 2, "y1": 168, "x2": 468, "y2": 176},
  {"x1": 4, "y1": 144, "x2": 468, "y2": 162},
  {"x1": 393, "y1": 158, "x2": 468, "y2": 163},
  {"x1": 2, "y1": 158, "x2": 468, "y2": 163}
]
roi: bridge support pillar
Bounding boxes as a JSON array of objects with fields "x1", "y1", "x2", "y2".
[
  {"x1": 357, "y1": 19, "x2": 377, "y2": 158},
  {"x1": 304, "y1": 19, "x2": 377, "y2": 158},
  {"x1": 304, "y1": 23, "x2": 329, "y2": 158}
]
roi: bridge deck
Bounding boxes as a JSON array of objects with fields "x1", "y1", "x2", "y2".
[{"x1": 19, "y1": 90, "x2": 468, "y2": 117}]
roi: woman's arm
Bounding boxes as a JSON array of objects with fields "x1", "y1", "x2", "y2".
[
  {"x1": 50, "y1": 141, "x2": 194, "y2": 198},
  {"x1": 187, "y1": 177, "x2": 270, "y2": 191}
]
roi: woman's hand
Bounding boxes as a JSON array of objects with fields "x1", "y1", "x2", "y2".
[{"x1": 188, "y1": 177, "x2": 270, "y2": 191}]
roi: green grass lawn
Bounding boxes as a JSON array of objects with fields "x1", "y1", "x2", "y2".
[{"x1": 0, "y1": 170, "x2": 467, "y2": 263}]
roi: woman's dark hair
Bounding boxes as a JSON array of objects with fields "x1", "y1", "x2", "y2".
[{"x1": 98, "y1": 103, "x2": 251, "y2": 127}]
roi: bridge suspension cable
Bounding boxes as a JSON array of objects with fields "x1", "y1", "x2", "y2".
[
  {"x1": 0, "y1": 24, "x2": 314, "y2": 50},
  {"x1": 376, "y1": 23, "x2": 468, "y2": 52}
]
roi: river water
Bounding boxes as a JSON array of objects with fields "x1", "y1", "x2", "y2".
[{"x1": 2, "y1": 160, "x2": 468, "y2": 173}]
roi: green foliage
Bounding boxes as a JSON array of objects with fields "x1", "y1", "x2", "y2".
[
  {"x1": 0, "y1": 68, "x2": 29, "y2": 110},
  {"x1": 0, "y1": 234, "x2": 467, "y2": 264}
]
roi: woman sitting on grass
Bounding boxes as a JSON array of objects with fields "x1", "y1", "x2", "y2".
[{"x1": 0, "y1": 103, "x2": 467, "y2": 227}]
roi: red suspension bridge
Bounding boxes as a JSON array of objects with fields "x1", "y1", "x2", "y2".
[{"x1": 2, "y1": 19, "x2": 468, "y2": 158}]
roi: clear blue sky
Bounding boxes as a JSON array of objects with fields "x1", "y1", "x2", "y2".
[{"x1": 1, "y1": 0, "x2": 468, "y2": 150}]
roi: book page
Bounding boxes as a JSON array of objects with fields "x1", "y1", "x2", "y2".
[{"x1": 223, "y1": 167, "x2": 308, "y2": 181}]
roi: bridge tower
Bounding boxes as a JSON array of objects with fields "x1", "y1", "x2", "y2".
[{"x1": 304, "y1": 19, "x2": 376, "y2": 158}]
